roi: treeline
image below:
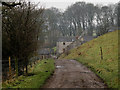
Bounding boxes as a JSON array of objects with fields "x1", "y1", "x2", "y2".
[
  {"x1": 2, "y1": 1, "x2": 44, "y2": 76},
  {"x1": 2, "y1": 1, "x2": 120, "y2": 76},
  {"x1": 42, "y1": 2, "x2": 119, "y2": 48}
]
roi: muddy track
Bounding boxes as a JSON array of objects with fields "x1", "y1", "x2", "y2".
[{"x1": 42, "y1": 59, "x2": 107, "y2": 88}]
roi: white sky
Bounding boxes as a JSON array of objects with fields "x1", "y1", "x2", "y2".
[{"x1": 29, "y1": 0, "x2": 120, "y2": 11}]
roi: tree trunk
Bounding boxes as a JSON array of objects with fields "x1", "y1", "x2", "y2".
[
  {"x1": 15, "y1": 58, "x2": 18, "y2": 78},
  {"x1": 25, "y1": 64, "x2": 28, "y2": 76}
]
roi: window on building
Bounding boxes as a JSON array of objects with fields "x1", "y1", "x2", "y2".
[{"x1": 63, "y1": 42, "x2": 65, "y2": 45}]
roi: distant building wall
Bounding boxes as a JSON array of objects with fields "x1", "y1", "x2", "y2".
[{"x1": 57, "y1": 42, "x2": 72, "y2": 54}]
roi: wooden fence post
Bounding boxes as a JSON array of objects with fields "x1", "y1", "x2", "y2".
[
  {"x1": 43, "y1": 55, "x2": 44, "y2": 59},
  {"x1": 9, "y1": 56, "x2": 12, "y2": 78},
  {"x1": 100, "y1": 47, "x2": 103, "y2": 60}
]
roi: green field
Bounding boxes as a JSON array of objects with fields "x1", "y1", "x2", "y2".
[
  {"x1": 60, "y1": 30, "x2": 118, "y2": 88},
  {"x1": 3, "y1": 59, "x2": 55, "y2": 88}
]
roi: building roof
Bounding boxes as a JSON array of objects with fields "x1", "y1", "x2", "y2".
[
  {"x1": 38, "y1": 48, "x2": 53, "y2": 55},
  {"x1": 82, "y1": 36, "x2": 94, "y2": 42},
  {"x1": 57, "y1": 37, "x2": 76, "y2": 42}
]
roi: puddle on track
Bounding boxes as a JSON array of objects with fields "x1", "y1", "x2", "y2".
[
  {"x1": 70, "y1": 60, "x2": 75, "y2": 62},
  {"x1": 56, "y1": 65, "x2": 64, "y2": 69}
]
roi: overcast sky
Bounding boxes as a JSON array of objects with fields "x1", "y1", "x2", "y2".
[{"x1": 29, "y1": 0, "x2": 119, "y2": 11}]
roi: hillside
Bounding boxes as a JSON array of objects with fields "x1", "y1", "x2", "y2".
[{"x1": 60, "y1": 30, "x2": 118, "y2": 88}]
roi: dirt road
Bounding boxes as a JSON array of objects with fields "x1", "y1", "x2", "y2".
[{"x1": 42, "y1": 59, "x2": 107, "y2": 88}]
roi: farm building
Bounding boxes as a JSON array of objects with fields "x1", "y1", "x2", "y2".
[
  {"x1": 38, "y1": 48, "x2": 54, "y2": 59},
  {"x1": 56, "y1": 37, "x2": 76, "y2": 54}
]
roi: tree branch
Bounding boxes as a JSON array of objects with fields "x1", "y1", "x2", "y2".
[{"x1": 2, "y1": 2, "x2": 21, "y2": 8}]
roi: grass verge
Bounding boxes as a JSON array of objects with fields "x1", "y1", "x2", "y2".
[{"x1": 2, "y1": 59, "x2": 55, "y2": 88}]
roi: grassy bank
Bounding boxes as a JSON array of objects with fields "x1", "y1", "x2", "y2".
[
  {"x1": 60, "y1": 30, "x2": 118, "y2": 88},
  {"x1": 3, "y1": 59, "x2": 55, "y2": 88}
]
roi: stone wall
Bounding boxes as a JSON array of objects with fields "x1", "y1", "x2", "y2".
[{"x1": 65, "y1": 40, "x2": 82, "y2": 52}]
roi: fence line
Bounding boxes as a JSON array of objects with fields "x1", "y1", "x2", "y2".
[{"x1": 2, "y1": 56, "x2": 41, "y2": 81}]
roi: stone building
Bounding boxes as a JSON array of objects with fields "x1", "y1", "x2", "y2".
[
  {"x1": 56, "y1": 37, "x2": 76, "y2": 54},
  {"x1": 38, "y1": 48, "x2": 54, "y2": 59}
]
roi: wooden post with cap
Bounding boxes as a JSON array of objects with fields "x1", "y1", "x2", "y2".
[
  {"x1": 9, "y1": 56, "x2": 12, "y2": 78},
  {"x1": 100, "y1": 47, "x2": 103, "y2": 60}
]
